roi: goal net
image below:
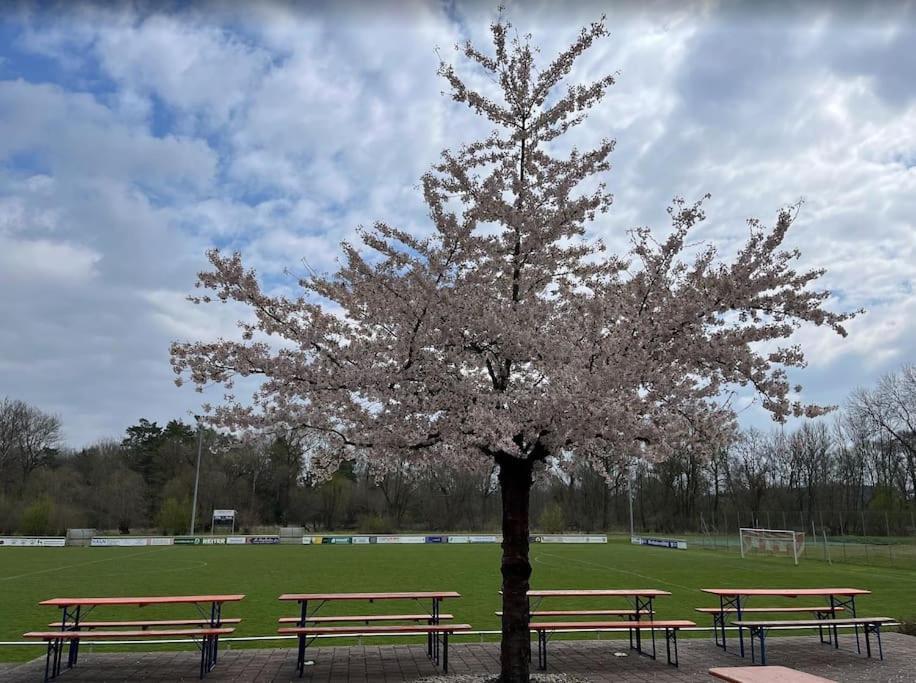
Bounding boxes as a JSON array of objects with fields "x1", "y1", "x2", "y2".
[{"x1": 739, "y1": 528, "x2": 806, "y2": 565}]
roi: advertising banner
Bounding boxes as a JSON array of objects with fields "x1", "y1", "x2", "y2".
[
  {"x1": 174, "y1": 537, "x2": 202, "y2": 545},
  {"x1": 0, "y1": 537, "x2": 66, "y2": 547},
  {"x1": 148, "y1": 537, "x2": 174, "y2": 546},
  {"x1": 201, "y1": 537, "x2": 226, "y2": 545},
  {"x1": 532, "y1": 535, "x2": 607, "y2": 544},
  {"x1": 447, "y1": 535, "x2": 469, "y2": 543},
  {"x1": 425, "y1": 535, "x2": 445, "y2": 543},
  {"x1": 301, "y1": 536, "x2": 312, "y2": 545},
  {"x1": 247, "y1": 535, "x2": 279, "y2": 544},
  {"x1": 227, "y1": 536, "x2": 247, "y2": 545},
  {"x1": 375, "y1": 536, "x2": 400, "y2": 544},
  {"x1": 631, "y1": 536, "x2": 687, "y2": 550},
  {"x1": 468, "y1": 535, "x2": 500, "y2": 543},
  {"x1": 90, "y1": 537, "x2": 148, "y2": 547},
  {"x1": 212, "y1": 509, "x2": 236, "y2": 521},
  {"x1": 352, "y1": 536, "x2": 371, "y2": 544},
  {"x1": 398, "y1": 536, "x2": 426, "y2": 544}
]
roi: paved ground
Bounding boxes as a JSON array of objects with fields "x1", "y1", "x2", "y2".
[{"x1": 1, "y1": 633, "x2": 914, "y2": 682}]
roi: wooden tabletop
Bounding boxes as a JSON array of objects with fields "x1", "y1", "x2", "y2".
[
  {"x1": 701, "y1": 588, "x2": 870, "y2": 598},
  {"x1": 524, "y1": 589, "x2": 671, "y2": 598},
  {"x1": 278, "y1": 591, "x2": 461, "y2": 602},
  {"x1": 40, "y1": 595, "x2": 245, "y2": 607},
  {"x1": 709, "y1": 665, "x2": 837, "y2": 682}
]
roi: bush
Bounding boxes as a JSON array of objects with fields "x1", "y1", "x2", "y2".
[
  {"x1": 156, "y1": 497, "x2": 190, "y2": 535},
  {"x1": 20, "y1": 496, "x2": 53, "y2": 535},
  {"x1": 537, "y1": 501, "x2": 565, "y2": 534},
  {"x1": 358, "y1": 513, "x2": 395, "y2": 534}
]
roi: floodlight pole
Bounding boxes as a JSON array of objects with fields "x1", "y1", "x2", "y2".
[{"x1": 190, "y1": 416, "x2": 203, "y2": 536}]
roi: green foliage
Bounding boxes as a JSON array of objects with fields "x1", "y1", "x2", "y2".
[
  {"x1": 20, "y1": 496, "x2": 53, "y2": 535},
  {"x1": 358, "y1": 513, "x2": 394, "y2": 534},
  {"x1": 537, "y1": 501, "x2": 565, "y2": 533},
  {"x1": 156, "y1": 497, "x2": 190, "y2": 535},
  {"x1": 869, "y1": 486, "x2": 906, "y2": 512}
]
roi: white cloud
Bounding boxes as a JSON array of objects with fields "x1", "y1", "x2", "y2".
[
  {"x1": 0, "y1": 237, "x2": 100, "y2": 284},
  {"x1": 0, "y1": 0, "x2": 913, "y2": 446}
]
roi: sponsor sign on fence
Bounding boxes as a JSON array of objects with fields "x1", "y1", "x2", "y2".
[
  {"x1": 0, "y1": 537, "x2": 66, "y2": 547},
  {"x1": 73, "y1": 532, "x2": 609, "y2": 547},
  {"x1": 531, "y1": 535, "x2": 608, "y2": 544},
  {"x1": 631, "y1": 536, "x2": 687, "y2": 550},
  {"x1": 90, "y1": 537, "x2": 148, "y2": 547}
]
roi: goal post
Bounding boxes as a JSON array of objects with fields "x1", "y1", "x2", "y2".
[{"x1": 739, "y1": 527, "x2": 806, "y2": 565}]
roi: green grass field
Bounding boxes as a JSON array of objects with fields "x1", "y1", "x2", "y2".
[{"x1": 1, "y1": 539, "x2": 914, "y2": 662}]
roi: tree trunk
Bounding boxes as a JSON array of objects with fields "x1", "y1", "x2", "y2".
[{"x1": 498, "y1": 455, "x2": 533, "y2": 682}]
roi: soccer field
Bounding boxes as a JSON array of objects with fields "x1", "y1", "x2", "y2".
[{"x1": 1, "y1": 539, "x2": 914, "y2": 662}]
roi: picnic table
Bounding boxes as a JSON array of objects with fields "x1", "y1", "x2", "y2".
[
  {"x1": 700, "y1": 588, "x2": 871, "y2": 658},
  {"x1": 25, "y1": 594, "x2": 244, "y2": 681},
  {"x1": 278, "y1": 591, "x2": 468, "y2": 676}
]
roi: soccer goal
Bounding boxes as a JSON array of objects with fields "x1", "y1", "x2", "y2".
[{"x1": 739, "y1": 527, "x2": 806, "y2": 565}]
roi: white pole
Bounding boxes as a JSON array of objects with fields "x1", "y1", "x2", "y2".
[
  {"x1": 190, "y1": 417, "x2": 203, "y2": 535},
  {"x1": 628, "y1": 462, "x2": 635, "y2": 540}
]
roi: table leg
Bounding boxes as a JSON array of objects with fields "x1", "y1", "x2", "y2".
[
  {"x1": 736, "y1": 595, "x2": 745, "y2": 658},
  {"x1": 297, "y1": 600, "x2": 308, "y2": 675},
  {"x1": 850, "y1": 596, "x2": 860, "y2": 653},
  {"x1": 829, "y1": 596, "x2": 839, "y2": 648},
  {"x1": 718, "y1": 595, "x2": 728, "y2": 651},
  {"x1": 633, "y1": 596, "x2": 642, "y2": 653}
]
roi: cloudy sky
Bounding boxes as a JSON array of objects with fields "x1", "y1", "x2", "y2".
[{"x1": 1, "y1": 0, "x2": 914, "y2": 448}]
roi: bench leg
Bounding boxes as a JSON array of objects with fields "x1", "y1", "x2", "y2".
[
  {"x1": 537, "y1": 630, "x2": 547, "y2": 671},
  {"x1": 664, "y1": 628, "x2": 679, "y2": 667},
  {"x1": 199, "y1": 635, "x2": 207, "y2": 679},
  {"x1": 864, "y1": 623, "x2": 872, "y2": 658},
  {"x1": 43, "y1": 640, "x2": 53, "y2": 683},
  {"x1": 877, "y1": 624, "x2": 883, "y2": 660},
  {"x1": 443, "y1": 632, "x2": 449, "y2": 673},
  {"x1": 755, "y1": 627, "x2": 767, "y2": 666},
  {"x1": 297, "y1": 634, "x2": 306, "y2": 677},
  {"x1": 53, "y1": 637, "x2": 64, "y2": 678}
]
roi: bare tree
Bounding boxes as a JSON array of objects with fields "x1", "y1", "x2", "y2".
[{"x1": 0, "y1": 398, "x2": 61, "y2": 485}]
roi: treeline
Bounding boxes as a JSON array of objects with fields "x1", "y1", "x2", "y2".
[{"x1": 1, "y1": 364, "x2": 913, "y2": 536}]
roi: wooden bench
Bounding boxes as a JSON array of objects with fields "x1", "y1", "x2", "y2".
[
  {"x1": 731, "y1": 617, "x2": 893, "y2": 665},
  {"x1": 49, "y1": 618, "x2": 243, "y2": 629},
  {"x1": 709, "y1": 665, "x2": 837, "y2": 682},
  {"x1": 24, "y1": 628, "x2": 235, "y2": 680},
  {"x1": 697, "y1": 607, "x2": 843, "y2": 647},
  {"x1": 496, "y1": 609, "x2": 653, "y2": 618},
  {"x1": 278, "y1": 623, "x2": 472, "y2": 675},
  {"x1": 278, "y1": 613, "x2": 454, "y2": 624},
  {"x1": 529, "y1": 619, "x2": 695, "y2": 669}
]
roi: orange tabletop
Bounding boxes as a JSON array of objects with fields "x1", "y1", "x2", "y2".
[
  {"x1": 701, "y1": 588, "x2": 869, "y2": 598},
  {"x1": 279, "y1": 591, "x2": 461, "y2": 602},
  {"x1": 525, "y1": 589, "x2": 671, "y2": 597},
  {"x1": 709, "y1": 665, "x2": 836, "y2": 682},
  {"x1": 40, "y1": 595, "x2": 245, "y2": 607}
]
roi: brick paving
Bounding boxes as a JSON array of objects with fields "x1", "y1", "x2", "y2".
[{"x1": 1, "y1": 633, "x2": 914, "y2": 682}]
